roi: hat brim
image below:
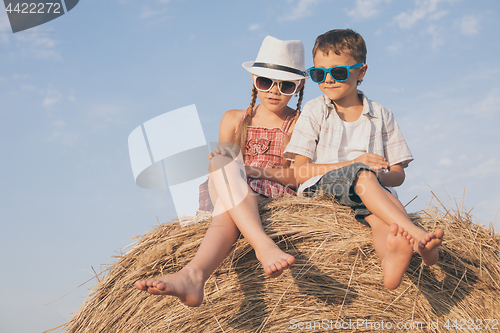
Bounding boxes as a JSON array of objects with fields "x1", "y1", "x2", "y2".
[{"x1": 242, "y1": 61, "x2": 309, "y2": 81}]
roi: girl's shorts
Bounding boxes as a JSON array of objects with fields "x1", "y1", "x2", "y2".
[{"x1": 302, "y1": 162, "x2": 383, "y2": 226}]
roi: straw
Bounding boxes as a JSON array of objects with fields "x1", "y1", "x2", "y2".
[{"x1": 59, "y1": 195, "x2": 500, "y2": 333}]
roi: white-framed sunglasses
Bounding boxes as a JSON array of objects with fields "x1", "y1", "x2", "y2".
[{"x1": 253, "y1": 76, "x2": 301, "y2": 96}]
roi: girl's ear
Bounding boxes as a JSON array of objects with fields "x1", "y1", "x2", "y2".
[{"x1": 298, "y1": 79, "x2": 305, "y2": 90}]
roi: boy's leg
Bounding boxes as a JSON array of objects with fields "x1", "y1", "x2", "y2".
[
  {"x1": 365, "y1": 215, "x2": 413, "y2": 290},
  {"x1": 355, "y1": 170, "x2": 443, "y2": 265},
  {"x1": 208, "y1": 154, "x2": 295, "y2": 277},
  {"x1": 135, "y1": 210, "x2": 239, "y2": 306}
]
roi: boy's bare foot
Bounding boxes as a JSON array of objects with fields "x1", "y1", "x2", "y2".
[
  {"x1": 134, "y1": 266, "x2": 205, "y2": 307},
  {"x1": 382, "y1": 224, "x2": 414, "y2": 290},
  {"x1": 415, "y1": 228, "x2": 444, "y2": 266},
  {"x1": 255, "y1": 243, "x2": 295, "y2": 278}
]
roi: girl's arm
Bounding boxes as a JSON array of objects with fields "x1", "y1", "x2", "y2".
[
  {"x1": 208, "y1": 109, "x2": 243, "y2": 159},
  {"x1": 245, "y1": 165, "x2": 298, "y2": 189},
  {"x1": 294, "y1": 154, "x2": 389, "y2": 184},
  {"x1": 218, "y1": 109, "x2": 241, "y2": 143}
]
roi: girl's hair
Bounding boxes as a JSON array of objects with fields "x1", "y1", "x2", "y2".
[
  {"x1": 234, "y1": 84, "x2": 305, "y2": 163},
  {"x1": 234, "y1": 86, "x2": 258, "y2": 154}
]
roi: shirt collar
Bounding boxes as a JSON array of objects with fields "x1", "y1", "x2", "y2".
[{"x1": 323, "y1": 90, "x2": 376, "y2": 118}]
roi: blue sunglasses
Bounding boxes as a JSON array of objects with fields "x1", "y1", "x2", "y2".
[{"x1": 307, "y1": 63, "x2": 364, "y2": 83}]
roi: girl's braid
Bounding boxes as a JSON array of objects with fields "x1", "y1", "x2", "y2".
[
  {"x1": 234, "y1": 86, "x2": 258, "y2": 155},
  {"x1": 292, "y1": 85, "x2": 305, "y2": 125}
]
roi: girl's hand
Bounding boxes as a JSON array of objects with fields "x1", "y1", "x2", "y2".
[
  {"x1": 353, "y1": 153, "x2": 388, "y2": 171},
  {"x1": 209, "y1": 145, "x2": 239, "y2": 160}
]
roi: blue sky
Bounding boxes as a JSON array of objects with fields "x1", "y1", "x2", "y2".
[{"x1": 1, "y1": 0, "x2": 499, "y2": 332}]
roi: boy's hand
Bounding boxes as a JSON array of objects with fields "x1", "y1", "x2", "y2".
[{"x1": 354, "y1": 153, "x2": 388, "y2": 171}]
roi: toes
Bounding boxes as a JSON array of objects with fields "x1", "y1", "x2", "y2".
[
  {"x1": 135, "y1": 280, "x2": 147, "y2": 290},
  {"x1": 153, "y1": 281, "x2": 167, "y2": 291},
  {"x1": 398, "y1": 226, "x2": 405, "y2": 235},
  {"x1": 274, "y1": 261, "x2": 284, "y2": 271},
  {"x1": 266, "y1": 263, "x2": 278, "y2": 276},
  {"x1": 147, "y1": 288, "x2": 161, "y2": 295},
  {"x1": 279, "y1": 259, "x2": 289, "y2": 269},
  {"x1": 388, "y1": 223, "x2": 399, "y2": 236},
  {"x1": 435, "y1": 228, "x2": 444, "y2": 239}
]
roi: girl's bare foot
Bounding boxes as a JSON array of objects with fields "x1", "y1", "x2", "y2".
[
  {"x1": 134, "y1": 266, "x2": 205, "y2": 307},
  {"x1": 414, "y1": 228, "x2": 444, "y2": 266},
  {"x1": 382, "y1": 224, "x2": 414, "y2": 290},
  {"x1": 255, "y1": 243, "x2": 295, "y2": 278}
]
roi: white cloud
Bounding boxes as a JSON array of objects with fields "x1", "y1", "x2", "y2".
[
  {"x1": 438, "y1": 158, "x2": 453, "y2": 166},
  {"x1": 347, "y1": 0, "x2": 392, "y2": 21},
  {"x1": 460, "y1": 15, "x2": 479, "y2": 36},
  {"x1": 474, "y1": 195, "x2": 500, "y2": 227},
  {"x1": 466, "y1": 158, "x2": 500, "y2": 179},
  {"x1": 279, "y1": 0, "x2": 321, "y2": 22},
  {"x1": 426, "y1": 24, "x2": 444, "y2": 49},
  {"x1": 463, "y1": 88, "x2": 500, "y2": 118},
  {"x1": 393, "y1": 0, "x2": 455, "y2": 29},
  {"x1": 13, "y1": 33, "x2": 61, "y2": 60},
  {"x1": 48, "y1": 119, "x2": 79, "y2": 148},
  {"x1": 43, "y1": 89, "x2": 63, "y2": 109},
  {"x1": 248, "y1": 23, "x2": 261, "y2": 31},
  {"x1": 139, "y1": 6, "x2": 166, "y2": 19},
  {"x1": 387, "y1": 41, "x2": 404, "y2": 54},
  {"x1": 87, "y1": 103, "x2": 127, "y2": 130}
]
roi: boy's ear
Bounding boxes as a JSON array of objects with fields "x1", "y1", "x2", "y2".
[{"x1": 357, "y1": 64, "x2": 368, "y2": 81}]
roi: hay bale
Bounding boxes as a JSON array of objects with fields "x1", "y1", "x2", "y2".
[{"x1": 62, "y1": 196, "x2": 500, "y2": 333}]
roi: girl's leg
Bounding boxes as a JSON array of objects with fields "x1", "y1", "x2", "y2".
[
  {"x1": 135, "y1": 155, "x2": 247, "y2": 305},
  {"x1": 209, "y1": 155, "x2": 295, "y2": 277},
  {"x1": 355, "y1": 170, "x2": 443, "y2": 265},
  {"x1": 364, "y1": 215, "x2": 413, "y2": 289},
  {"x1": 135, "y1": 210, "x2": 239, "y2": 306}
]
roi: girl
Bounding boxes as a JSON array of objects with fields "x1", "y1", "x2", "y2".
[{"x1": 135, "y1": 36, "x2": 308, "y2": 307}]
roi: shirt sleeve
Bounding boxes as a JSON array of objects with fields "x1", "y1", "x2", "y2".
[
  {"x1": 382, "y1": 108, "x2": 414, "y2": 168},
  {"x1": 283, "y1": 99, "x2": 323, "y2": 161}
]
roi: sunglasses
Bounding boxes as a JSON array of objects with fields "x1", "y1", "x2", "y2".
[
  {"x1": 307, "y1": 63, "x2": 364, "y2": 83},
  {"x1": 253, "y1": 76, "x2": 300, "y2": 96}
]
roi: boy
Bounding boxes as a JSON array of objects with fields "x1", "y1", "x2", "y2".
[{"x1": 283, "y1": 29, "x2": 444, "y2": 290}]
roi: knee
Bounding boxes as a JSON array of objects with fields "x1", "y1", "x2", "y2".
[{"x1": 356, "y1": 170, "x2": 376, "y2": 181}]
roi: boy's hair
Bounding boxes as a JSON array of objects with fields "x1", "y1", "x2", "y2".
[
  {"x1": 234, "y1": 85, "x2": 304, "y2": 165},
  {"x1": 312, "y1": 29, "x2": 367, "y2": 64}
]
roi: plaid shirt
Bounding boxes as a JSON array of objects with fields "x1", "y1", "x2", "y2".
[
  {"x1": 283, "y1": 91, "x2": 413, "y2": 193},
  {"x1": 198, "y1": 111, "x2": 297, "y2": 212}
]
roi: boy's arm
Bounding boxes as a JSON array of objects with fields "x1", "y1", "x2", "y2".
[
  {"x1": 294, "y1": 154, "x2": 389, "y2": 184},
  {"x1": 378, "y1": 163, "x2": 405, "y2": 187}
]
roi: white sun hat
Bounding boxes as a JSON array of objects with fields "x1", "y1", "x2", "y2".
[{"x1": 242, "y1": 36, "x2": 309, "y2": 81}]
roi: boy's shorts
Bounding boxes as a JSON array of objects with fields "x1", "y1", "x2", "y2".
[{"x1": 302, "y1": 162, "x2": 382, "y2": 226}]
